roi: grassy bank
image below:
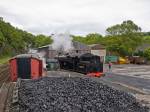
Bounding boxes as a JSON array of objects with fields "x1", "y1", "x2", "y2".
[{"x1": 0, "y1": 55, "x2": 11, "y2": 64}]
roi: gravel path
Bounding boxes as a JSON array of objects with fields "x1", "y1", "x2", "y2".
[{"x1": 17, "y1": 77, "x2": 149, "y2": 112}]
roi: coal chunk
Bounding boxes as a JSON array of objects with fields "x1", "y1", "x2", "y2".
[{"x1": 18, "y1": 77, "x2": 149, "y2": 112}]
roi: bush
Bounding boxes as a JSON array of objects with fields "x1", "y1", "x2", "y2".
[{"x1": 144, "y1": 48, "x2": 150, "y2": 60}]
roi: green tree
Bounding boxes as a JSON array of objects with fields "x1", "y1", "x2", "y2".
[
  {"x1": 106, "y1": 20, "x2": 141, "y2": 35},
  {"x1": 144, "y1": 48, "x2": 150, "y2": 60},
  {"x1": 85, "y1": 33, "x2": 103, "y2": 44},
  {"x1": 0, "y1": 30, "x2": 6, "y2": 54},
  {"x1": 0, "y1": 18, "x2": 53, "y2": 56},
  {"x1": 73, "y1": 33, "x2": 103, "y2": 45},
  {"x1": 33, "y1": 34, "x2": 53, "y2": 48},
  {"x1": 72, "y1": 35, "x2": 85, "y2": 43},
  {"x1": 143, "y1": 36, "x2": 150, "y2": 44},
  {"x1": 105, "y1": 20, "x2": 143, "y2": 56}
]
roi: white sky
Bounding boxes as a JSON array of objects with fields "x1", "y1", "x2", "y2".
[{"x1": 0, "y1": 0, "x2": 150, "y2": 35}]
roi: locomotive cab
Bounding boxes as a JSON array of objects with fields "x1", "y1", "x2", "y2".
[{"x1": 79, "y1": 53, "x2": 103, "y2": 77}]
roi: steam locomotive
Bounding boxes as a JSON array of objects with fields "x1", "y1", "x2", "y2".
[{"x1": 57, "y1": 53, "x2": 104, "y2": 77}]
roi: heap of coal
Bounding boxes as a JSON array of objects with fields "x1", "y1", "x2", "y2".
[{"x1": 18, "y1": 77, "x2": 149, "y2": 112}]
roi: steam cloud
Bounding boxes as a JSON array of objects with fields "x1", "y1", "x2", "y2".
[{"x1": 51, "y1": 33, "x2": 74, "y2": 52}]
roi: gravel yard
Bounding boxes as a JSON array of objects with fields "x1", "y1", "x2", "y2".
[
  {"x1": 108, "y1": 64, "x2": 150, "y2": 79},
  {"x1": 17, "y1": 77, "x2": 149, "y2": 112}
]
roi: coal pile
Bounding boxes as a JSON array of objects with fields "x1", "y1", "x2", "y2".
[{"x1": 18, "y1": 77, "x2": 149, "y2": 112}]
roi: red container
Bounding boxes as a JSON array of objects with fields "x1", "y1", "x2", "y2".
[{"x1": 9, "y1": 54, "x2": 43, "y2": 81}]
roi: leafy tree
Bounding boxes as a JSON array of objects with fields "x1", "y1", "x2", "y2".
[
  {"x1": 0, "y1": 30, "x2": 5, "y2": 48},
  {"x1": 85, "y1": 33, "x2": 103, "y2": 44},
  {"x1": 142, "y1": 32, "x2": 150, "y2": 36},
  {"x1": 143, "y1": 36, "x2": 150, "y2": 44},
  {"x1": 72, "y1": 35, "x2": 85, "y2": 43},
  {"x1": 73, "y1": 33, "x2": 103, "y2": 45},
  {"x1": 144, "y1": 48, "x2": 150, "y2": 60},
  {"x1": 134, "y1": 50, "x2": 144, "y2": 57},
  {"x1": 0, "y1": 30, "x2": 6, "y2": 54},
  {"x1": 106, "y1": 20, "x2": 141, "y2": 35},
  {"x1": 33, "y1": 34, "x2": 53, "y2": 48},
  {"x1": 0, "y1": 17, "x2": 53, "y2": 56},
  {"x1": 105, "y1": 20, "x2": 143, "y2": 56}
]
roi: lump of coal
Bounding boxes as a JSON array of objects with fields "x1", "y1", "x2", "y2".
[{"x1": 18, "y1": 77, "x2": 149, "y2": 112}]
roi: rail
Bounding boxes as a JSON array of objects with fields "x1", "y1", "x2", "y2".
[
  {"x1": 0, "y1": 64, "x2": 10, "y2": 88},
  {"x1": 0, "y1": 83, "x2": 10, "y2": 112},
  {"x1": 0, "y1": 82, "x2": 16, "y2": 112}
]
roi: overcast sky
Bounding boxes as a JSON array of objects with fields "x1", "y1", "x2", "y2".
[{"x1": 0, "y1": 0, "x2": 150, "y2": 35}]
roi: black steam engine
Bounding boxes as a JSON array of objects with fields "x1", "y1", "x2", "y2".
[{"x1": 57, "y1": 53, "x2": 103, "y2": 77}]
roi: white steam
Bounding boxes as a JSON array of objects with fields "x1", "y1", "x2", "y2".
[{"x1": 52, "y1": 33, "x2": 74, "y2": 52}]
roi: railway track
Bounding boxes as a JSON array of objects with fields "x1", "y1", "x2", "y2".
[
  {"x1": 0, "y1": 64, "x2": 10, "y2": 88},
  {"x1": 0, "y1": 82, "x2": 16, "y2": 112},
  {"x1": 0, "y1": 63, "x2": 14, "y2": 112}
]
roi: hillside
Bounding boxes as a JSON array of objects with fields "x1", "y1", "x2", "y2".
[{"x1": 0, "y1": 18, "x2": 52, "y2": 57}]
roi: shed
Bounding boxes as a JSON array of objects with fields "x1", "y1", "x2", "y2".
[
  {"x1": 70, "y1": 41, "x2": 91, "y2": 56},
  {"x1": 9, "y1": 54, "x2": 43, "y2": 81},
  {"x1": 89, "y1": 44, "x2": 106, "y2": 62},
  {"x1": 37, "y1": 45, "x2": 57, "y2": 59}
]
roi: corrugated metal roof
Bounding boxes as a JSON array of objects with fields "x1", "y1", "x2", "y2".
[
  {"x1": 88, "y1": 44, "x2": 105, "y2": 50},
  {"x1": 38, "y1": 45, "x2": 51, "y2": 49},
  {"x1": 11, "y1": 53, "x2": 42, "y2": 60},
  {"x1": 38, "y1": 45, "x2": 54, "y2": 50},
  {"x1": 72, "y1": 41, "x2": 90, "y2": 50}
]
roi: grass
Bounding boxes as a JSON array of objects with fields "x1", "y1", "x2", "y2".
[{"x1": 0, "y1": 55, "x2": 11, "y2": 64}]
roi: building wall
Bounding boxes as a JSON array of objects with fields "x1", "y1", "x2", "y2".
[
  {"x1": 38, "y1": 47, "x2": 49, "y2": 58},
  {"x1": 48, "y1": 50, "x2": 57, "y2": 59},
  {"x1": 70, "y1": 50, "x2": 90, "y2": 56},
  {"x1": 91, "y1": 49, "x2": 106, "y2": 63}
]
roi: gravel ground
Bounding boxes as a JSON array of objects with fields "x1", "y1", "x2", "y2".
[{"x1": 18, "y1": 77, "x2": 149, "y2": 112}]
